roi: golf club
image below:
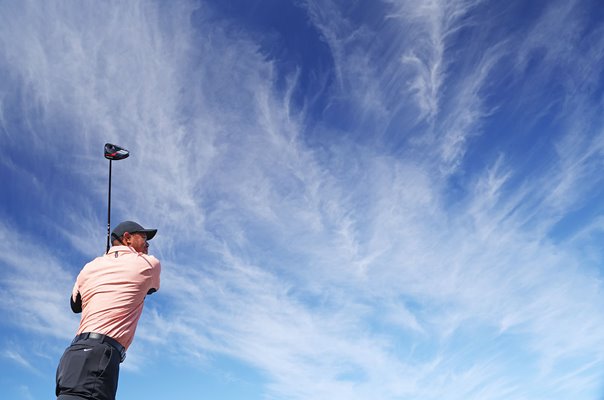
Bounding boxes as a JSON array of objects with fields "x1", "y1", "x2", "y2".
[{"x1": 104, "y1": 143, "x2": 130, "y2": 252}]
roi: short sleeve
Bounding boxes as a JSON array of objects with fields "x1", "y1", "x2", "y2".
[
  {"x1": 71, "y1": 279, "x2": 80, "y2": 302},
  {"x1": 141, "y1": 255, "x2": 161, "y2": 292},
  {"x1": 151, "y1": 257, "x2": 161, "y2": 291}
]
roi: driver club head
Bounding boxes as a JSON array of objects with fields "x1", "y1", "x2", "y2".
[{"x1": 104, "y1": 143, "x2": 130, "y2": 160}]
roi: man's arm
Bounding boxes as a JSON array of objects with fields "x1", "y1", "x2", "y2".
[
  {"x1": 70, "y1": 292, "x2": 82, "y2": 313},
  {"x1": 141, "y1": 254, "x2": 161, "y2": 296}
]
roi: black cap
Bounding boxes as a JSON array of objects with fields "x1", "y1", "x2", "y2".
[{"x1": 111, "y1": 221, "x2": 157, "y2": 242}]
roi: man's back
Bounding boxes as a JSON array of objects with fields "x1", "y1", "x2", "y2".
[{"x1": 75, "y1": 246, "x2": 161, "y2": 349}]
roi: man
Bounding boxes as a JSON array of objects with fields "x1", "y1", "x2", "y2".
[{"x1": 56, "y1": 221, "x2": 161, "y2": 400}]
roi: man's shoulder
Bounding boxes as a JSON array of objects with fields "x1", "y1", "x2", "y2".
[
  {"x1": 81, "y1": 253, "x2": 111, "y2": 270},
  {"x1": 137, "y1": 253, "x2": 161, "y2": 268},
  {"x1": 81, "y1": 249, "x2": 160, "y2": 272}
]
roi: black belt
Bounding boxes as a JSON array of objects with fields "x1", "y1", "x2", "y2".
[{"x1": 73, "y1": 332, "x2": 126, "y2": 362}]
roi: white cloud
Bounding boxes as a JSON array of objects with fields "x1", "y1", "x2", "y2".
[
  {"x1": 4, "y1": 348, "x2": 35, "y2": 371},
  {"x1": 1, "y1": 1, "x2": 604, "y2": 399},
  {"x1": 0, "y1": 221, "x2": 78, "y2": 340}
]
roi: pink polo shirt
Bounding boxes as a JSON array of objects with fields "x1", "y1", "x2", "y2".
[{"x1": 72, "y1": 246, "x2": 161, "y2": 350}]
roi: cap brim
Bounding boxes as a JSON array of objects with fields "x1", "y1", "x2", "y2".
[{"x1": 137, "y1": 229, "x2": 157, "y2": 240}]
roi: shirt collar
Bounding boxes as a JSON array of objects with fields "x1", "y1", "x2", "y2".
[{"x1": 106, "y1": 245, "x2": 137, "y2": 256}]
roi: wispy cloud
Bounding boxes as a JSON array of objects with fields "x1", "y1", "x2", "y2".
[
  {"x1": 4, "y1": 348, "x2": 36, "y2": 372},
  {"x1": 0, "y1": 221, "x2": 78, "y2": 340},
  {"x1": 387, "y1": 0, "x2": 482, "y2": 120},
  {"x1": 1, "y1": 0, "x2": 604, "y2": 399}
]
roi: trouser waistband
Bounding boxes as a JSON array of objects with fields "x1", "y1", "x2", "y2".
[{"x1": 73, "y1": 332, "x2": 126, "y2": 362}]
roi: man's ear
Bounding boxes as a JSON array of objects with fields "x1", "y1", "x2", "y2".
[{"x1": 122, "y1": 232, "x2": 131, "y2": 245}]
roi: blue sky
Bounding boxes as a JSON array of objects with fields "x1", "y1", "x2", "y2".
[{"x1": 1, "y1": 0, "x2": 604, "y2": 399}]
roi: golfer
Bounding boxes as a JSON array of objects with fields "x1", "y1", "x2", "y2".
[{"x1": 56, "y1": 221, "x2": 161, "y2": 400}]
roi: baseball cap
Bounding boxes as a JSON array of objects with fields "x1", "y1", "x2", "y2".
[{"x1": 111, "y1": 221, "x2": 157, "y2": 242}]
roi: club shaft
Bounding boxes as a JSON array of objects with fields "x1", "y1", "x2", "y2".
[{"x1": 106, "y1": 159, "x2": 112, "y2": 253}]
